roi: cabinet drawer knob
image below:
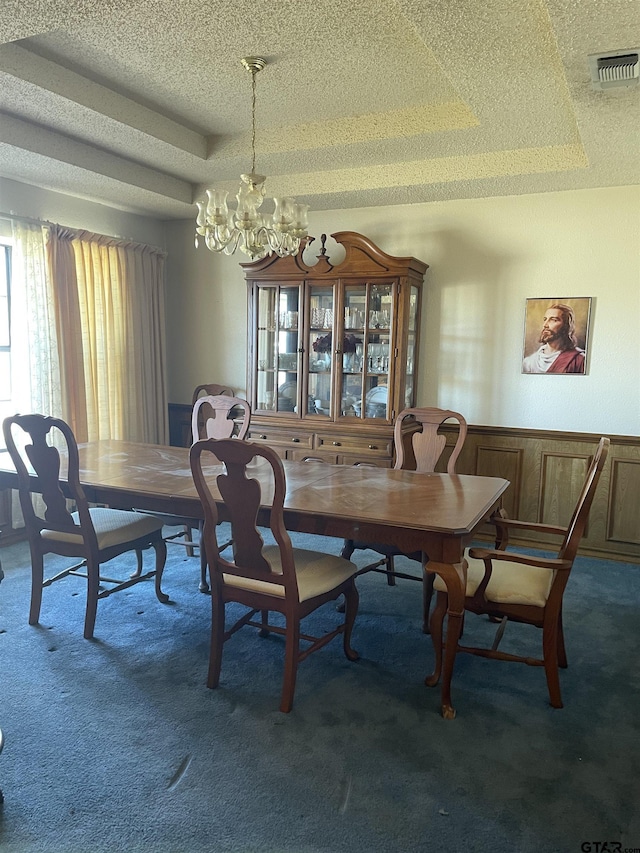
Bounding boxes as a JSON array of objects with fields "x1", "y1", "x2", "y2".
[
  {"x1": 291, "y1": 437, "x2": 300, "y2": 443},
  {"x1": 368, "y1": 445, "x2": 377, "y2": 450},
  {"x1": 332, "y1": 441, "x2": 341, "y2": 446},
  {"x1": 259, "y1": 434, "x2": 267, "y2": 440}
]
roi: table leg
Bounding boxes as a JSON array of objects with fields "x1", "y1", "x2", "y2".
[{"x1": 423, "y1": 558, "x2": 467, "y2": 719}]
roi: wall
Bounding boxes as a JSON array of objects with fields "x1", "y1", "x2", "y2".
[
  {"x1": 162, "y1": 220, "x2": 247, "y2": 405},
  {"x1": 164, "y1": 186, "x2": 640, "y2": 436},
  {"x1": 0, "y1": 176, "x2": 165, "y2": 247},
  {"x1": 3, "y1": 177, "x2": 638, "y2": 437}
]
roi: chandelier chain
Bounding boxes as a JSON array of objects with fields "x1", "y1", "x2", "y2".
[
  {"x1": 250, "y1": 67, "x2": 257, "y2": 177},
  {"x1": 194, "y1": 56, "x2": 310, "y2": 260}
]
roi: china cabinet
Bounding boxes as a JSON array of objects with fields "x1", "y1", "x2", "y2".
[{"x1": 243, "y1": 231, "x2": 427, "y2": 466}]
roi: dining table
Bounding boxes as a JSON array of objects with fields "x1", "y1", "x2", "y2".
[{"x1": 0, "y1": 439, "x2": 509, "y2": 718}]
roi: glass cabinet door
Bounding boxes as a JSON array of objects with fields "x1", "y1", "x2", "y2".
[
  {"x1": 404, "y1": 284, "x2": 419, "y2": 409},
  {"x1": 255, "y1": 284, "x2": 300, "y2": 413},
  {"x1": 306, "y1": 285, "x2": 335, "y2": 417},
  {"x1": 340, "y1": 282, "x2": 393, "y2": 420}
]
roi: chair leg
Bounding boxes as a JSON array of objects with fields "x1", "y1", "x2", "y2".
[
  {"x1": 207, "y1": 596, "x2": 226, "y2": 689},
  {"x1": 280, "y1": 616, "x2": 301, "y2": 713},
  {"x1": 385, "y1": 555, "x2": 396, "y2": 586},
  {"x1": 29, "y1": 549, "x2": 44, "y2": 626},
  {"x1": 422, "y1": 567, "x2": 435, "y2": 634},
  {"x1": 84, "y1": 557, "x2": 100, "y2": 640},
  {"x1": 184, "y1": 524, "x2": 196, "y2": 558},
  {"x1": 131, "y1": 549, "x2": 144, "y2": 578},
  {"x1": 341, "y1": 539, "x2": 355, "y2": 560},
  {"x1": 198, "y1": 522, "x2": 209, "y2": 594},
  {"x1": 342, "y1": 582, "x2": 360, "y2": 662},
  {"x1": 259, "y1": 610, "x2": 270, "y2": 638},
  {"x1": 425, "y1": 591, "x2": 448, "y2": 687},
  {"x1": 542, "y1": 619, "x2": 563, "y2": 708},
  {"x1": 557, "y1": 608, "x2": 568, "y2": 669},
  {"x1": 153, "y1": 539, "x2": 169, "y2": 603}
]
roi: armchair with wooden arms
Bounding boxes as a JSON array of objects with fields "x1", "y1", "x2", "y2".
[
  {"x1": 190, "y1": 438, "x2": 360, "y2": 713},
  {"x1": 341, "y1": 407, "x2": 468, "y2": 632},
  {"x1": 3, "y1": 414, "x2": 168, "y2": 639},
  {"x1": 427, "y1": 436, "x2": 610, "y2": 708}
]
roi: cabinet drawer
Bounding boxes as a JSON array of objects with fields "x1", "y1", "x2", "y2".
[
  {"x1": 289, "y1": 449, "x2": 339, "y2": 464},
  {"x1": 248, "y1": 430, "x2": 314, "y2": 450},
  {"x1": 315, "y1": 433, "x2": 392, "y2": 457},
  {"x1": 338, "y1": 454, "x2": 391, "y2": 468}
]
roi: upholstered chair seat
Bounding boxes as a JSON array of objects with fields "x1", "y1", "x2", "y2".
[
  {"x1": 433, "y1": 551, "x2": 555, "y2": 608},
  {"x1": 223, "y1": 545, "x2": 358, "y2": 601},
  {"x1": 43, "y1": 508, "x2": 163, "y2": 550}
]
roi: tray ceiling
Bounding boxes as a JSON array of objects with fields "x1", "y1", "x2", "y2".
[{"x1": 0, "y1": 0, "x2": 638, "y2": 219}]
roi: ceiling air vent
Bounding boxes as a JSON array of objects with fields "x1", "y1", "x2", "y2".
[{"x1": 588, "y1": 49, "x2": 639, "y2": 90}]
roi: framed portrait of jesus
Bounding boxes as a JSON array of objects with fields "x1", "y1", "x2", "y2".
[{"x1": 522, "y1": 297, "x2": 592, "y2": 375}]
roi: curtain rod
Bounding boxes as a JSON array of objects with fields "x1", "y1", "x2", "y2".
[
  {"x1": 0, "y1": 210, "x2": 166, "y2": 256},
  {"x1": 0, "y1": 211, "x2": 55, "y2": 228}
]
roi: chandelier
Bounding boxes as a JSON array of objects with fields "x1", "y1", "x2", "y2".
[{"x1": 195, "y1": 57, "x2": 310, "y2": 261}]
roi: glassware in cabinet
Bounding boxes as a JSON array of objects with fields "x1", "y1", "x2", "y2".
[
  {"x1": 256, "y1": 284, "x2": 301, "y2": 413},
  {"x1": 307, "y1": 285, "x2": 335, "y2": 417}
]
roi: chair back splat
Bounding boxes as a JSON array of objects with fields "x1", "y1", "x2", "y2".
[
  {"x1": 190, "y1": 438, "x2": 360, "y2": 712},
  {"x1": 342, "y1": 406, "x2": 468, "y2": 632},
  {"x1": 395, "y1": 407, "x2": 468, "y2": 474},
  {"x1": 191, "y1": 395, "x2": 251, "y2": 441},
  {"x1": 2, "y1": 413, "x2": 168, "y2": 639},
  {"x1": 428, "y1": 436, "x2": 610, "y2": 709}
]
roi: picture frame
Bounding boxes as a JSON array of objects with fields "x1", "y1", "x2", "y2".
[{"x1": 522, "y1": 297, "x2": 591, "y2": 375}]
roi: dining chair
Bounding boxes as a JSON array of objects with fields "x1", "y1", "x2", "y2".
[
  {"x1": 147, "y1": 394, "x2": 251, "y2": 592},
  {"x1": 427, "y1": 436, "x2": 610, "y2": 708},
  {"x1": 341, "y1": 407, "x2": 468, "y2": 632},
  {"x1": 161, "y1": 385, "x2": 235, "y2": 560},
  {"x1": 190, "y1": 437, "x2": 360, "y2": 712},
  {"x1": 3, "y1": 413, "x2": 168, "y2": 639}
]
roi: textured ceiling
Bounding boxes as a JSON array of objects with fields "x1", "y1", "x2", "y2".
[{"x1": 0, "y1": 0, "x2": 638, "y2": 219}]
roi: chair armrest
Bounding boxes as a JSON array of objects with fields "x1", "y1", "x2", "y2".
[
  {"x1": 468, "y1": 547, "x2": 572, "y2": 572},
  {"x1": 491, "y1": 516, "x2": 567, "y2": 538}
]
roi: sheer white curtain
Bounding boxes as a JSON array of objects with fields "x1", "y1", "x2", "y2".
[
  {"x1": 10, "y1": 220, "x2": 63, "y2": 420},
  {"x1": 7, "y1": 220, "x2": 63, "y2": 524}
]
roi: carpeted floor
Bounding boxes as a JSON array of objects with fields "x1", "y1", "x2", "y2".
[{"x1": 0, "y1": 528, "x2": 638, "y2": 853}]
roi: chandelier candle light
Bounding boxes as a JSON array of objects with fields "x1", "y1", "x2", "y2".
[{"x1": 195, "y1": 57, "x2": 310, "y2": 261}]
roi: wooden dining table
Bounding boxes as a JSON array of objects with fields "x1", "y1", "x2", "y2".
[{"x1": 0, "y1": 439, "x2": 509, "y2": 718}]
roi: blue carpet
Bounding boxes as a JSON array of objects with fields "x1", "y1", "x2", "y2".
[{"x1": 0, "y1": 528, "x2": 639, "y2": 853}]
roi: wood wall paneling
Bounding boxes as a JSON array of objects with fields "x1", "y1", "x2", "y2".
[
  {"x1": 607, "y1": 458, "x2": 640, "y2": 545},
  {"x1": 539, "y1": 452, "x2": 591, "y2": 527},
  {"x1": 474, "y1": 445, "x2": 523, "y2": 520}
]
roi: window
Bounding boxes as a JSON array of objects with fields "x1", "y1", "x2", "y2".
[{"x1": 0, "y1": 242, "x2": 12, "y2": 446}]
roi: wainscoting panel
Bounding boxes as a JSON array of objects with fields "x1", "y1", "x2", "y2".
[
  {"x1": 475, "y1": 445, "x2": 523, "y2": 520},
  {"x1": 607, "y1": 458, "x2": 640, "y2": 545},
  {"x1": 539, "y1": 451, "x2": 591, "y2": 527}
]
